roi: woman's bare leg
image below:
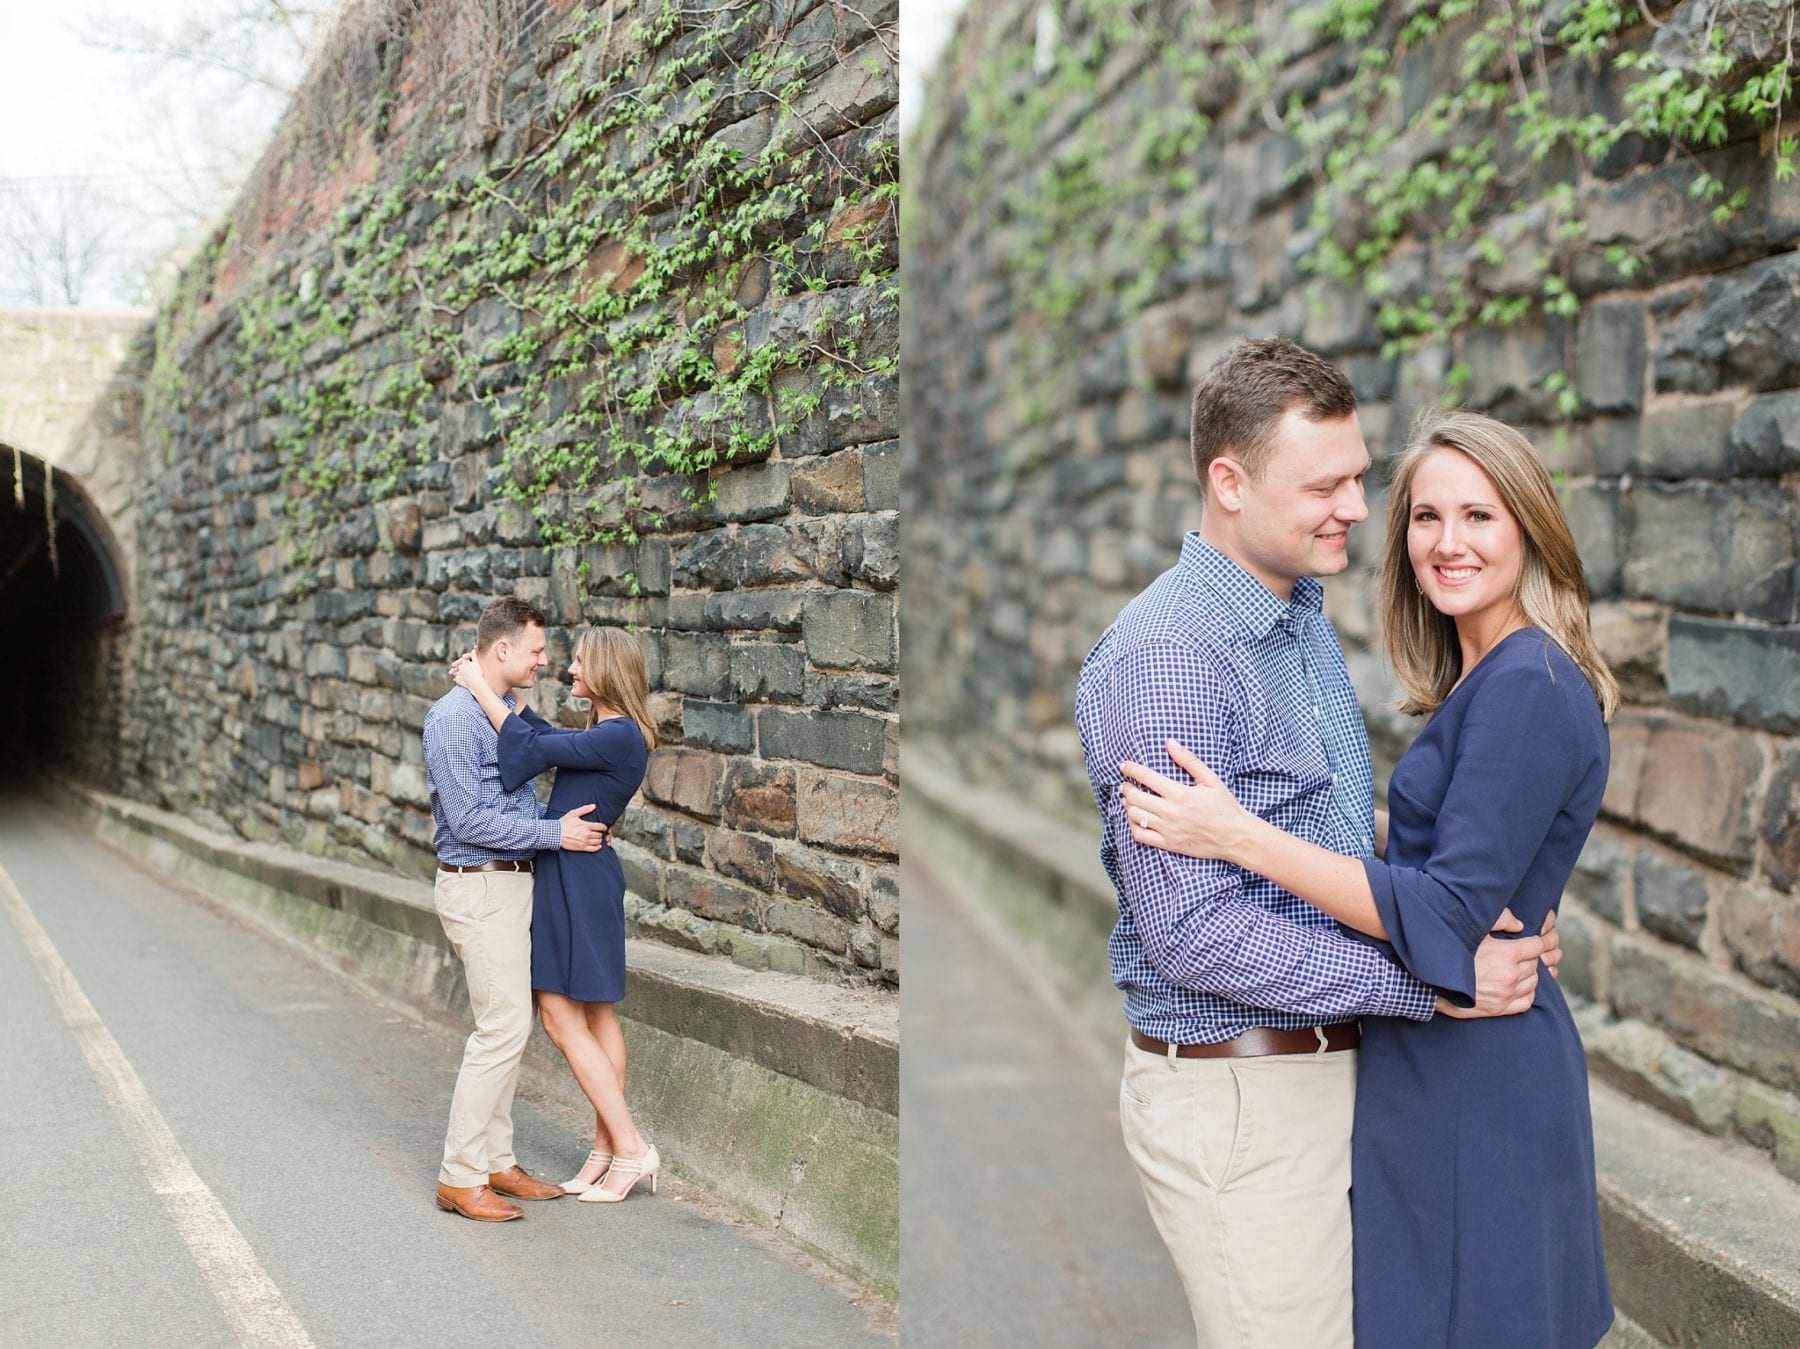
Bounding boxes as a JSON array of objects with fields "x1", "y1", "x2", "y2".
[
  {"x1": 539, "y1": 991, "x2": 643, "y2": 1177},
  {"x1": 586, "y1": 1000, "x2": 627, "y2": 1086}
]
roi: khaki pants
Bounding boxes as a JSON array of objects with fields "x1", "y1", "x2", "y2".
[
  {"x1": 1119, "y1": 1036, "x2": 1358, "y2": 1348},
  {"x1": 435, "y1": 869, "x2": 535, "y2": 1188}
]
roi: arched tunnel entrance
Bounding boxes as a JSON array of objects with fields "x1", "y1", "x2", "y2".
[{"x1": 1, "y1": 445, "x2": 128, "y2": 788}]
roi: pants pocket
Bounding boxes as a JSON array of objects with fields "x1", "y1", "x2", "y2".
[{"x1": 1190, "y1": 1063, "x2": 1245, "y2": 1192}]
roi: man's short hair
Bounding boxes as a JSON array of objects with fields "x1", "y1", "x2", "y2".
[
  {"x1": 476, "y1": 596, "x2": 547, "y2": 653},
  {"x1": 1190, "y1": 335, "x2": 1358, "y2": 487}
]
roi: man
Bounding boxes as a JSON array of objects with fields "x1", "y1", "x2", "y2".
[
  {"x1": 1075, "y1": 337, "x2": 1555, "y2": 1343},
  {"x1": 422, "y1": 596, "x2": 611, "y2": 1222}
]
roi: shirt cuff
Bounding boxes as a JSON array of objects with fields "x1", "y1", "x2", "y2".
[
  {"x1": 1362, "y1": 954, "x2": 1440, "y2": 1022},
  {"x1": 538, "y1": 818, "x2": 562, "y2": 851}
]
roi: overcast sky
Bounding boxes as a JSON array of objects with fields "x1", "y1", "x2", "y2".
[
  {"x1": 0, "y1": 3, "x2": 315, "y2": 307},
  {"x1": 901, "y1": 0, "x2": 968, "y2": 136},
  {"x1": 3, "y1": 3, "x2": 966, "y2": 305}
]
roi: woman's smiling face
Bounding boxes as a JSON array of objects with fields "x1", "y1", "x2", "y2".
[{"x1": 1406, "y1": 447, "x2": 1524, "y2": 626}]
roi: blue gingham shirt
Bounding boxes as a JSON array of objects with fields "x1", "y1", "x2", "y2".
[
  {"x1": 1077, "y1": 535, "x2": 1437, "y2": 1042},
  {"x1": 423, "y1": 686, "x2": 561, "y2": 864}
]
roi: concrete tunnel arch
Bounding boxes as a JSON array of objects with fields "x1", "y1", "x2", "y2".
[{"x1": 0, "y1": 444, "x2": 130, "y2": 785}]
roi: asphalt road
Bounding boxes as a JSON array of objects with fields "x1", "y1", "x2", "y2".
[
  {"x1": 898, "y1": 855, "x2": 1191, "y2": 1346},
  {"x1": 0, "y1": 798, "x2": 893, "y2": 1348}
]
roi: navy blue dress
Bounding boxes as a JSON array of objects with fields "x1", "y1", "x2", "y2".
[
  {"x1": 1353, "y1": 629, "x2": 1613, "y2": 1348},
  {"x1": 497, "y1": 708, "x2": 648, "y2": 1004}
]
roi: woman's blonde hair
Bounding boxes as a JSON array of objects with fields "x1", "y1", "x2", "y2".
[
  {"x1": 1377, "y1": 409, "x2": 1621, "y2": 721},
  {"x1": 573, "y1": 626, "x2": 657, "y2": 750}
]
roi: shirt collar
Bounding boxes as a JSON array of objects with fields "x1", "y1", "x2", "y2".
[
  {"x1": 455, "y1": 686, "x2": 519, "y2": 713},
  {"x1": 1178, "y1": 533, "x2": 1324, "y2": 639}
]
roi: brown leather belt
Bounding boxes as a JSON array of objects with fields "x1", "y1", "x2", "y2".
[
  {"x1": 438, "y1": 859, "x2": 534, "y2": 874},
  {"x1": 1132, "y1": 1023, "x2": 1360, "y2": 1059}
]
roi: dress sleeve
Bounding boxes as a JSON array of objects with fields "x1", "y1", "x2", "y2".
[
  {"x1": 1360, "y1": 665, "x2": 1589, "y2": 1002},
  {"x1": 497, "y1": 712, "x2": 640, "y2": 793}
]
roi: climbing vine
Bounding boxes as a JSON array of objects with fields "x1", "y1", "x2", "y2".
[
  {"x1": 924, "y1": 0, "x2": 1794, "y2": 429},
  {"x1": 143, "y1": 0, "x2": 898, "y2": 589}
]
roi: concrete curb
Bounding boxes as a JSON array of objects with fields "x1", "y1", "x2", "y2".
[
  {"x1": 905, "y1": 744, "x2": 1800, "y2": 1345},
  {"x1": 54, "y1": 782, "x2": 898, "y2": 1296}
]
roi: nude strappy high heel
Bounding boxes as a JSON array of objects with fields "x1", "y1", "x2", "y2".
[
  {"x1": 560, "y1": 1149, "x2": 613, "y2": 1195},
  {"x1": 578, "y1": 1143, "x2": 658, "y2": 1203}
]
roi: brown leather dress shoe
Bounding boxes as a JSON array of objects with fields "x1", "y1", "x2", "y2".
[
  {"x1": 435, "y1": 1182, "x2": 523, "y2": 1222},
  {"x1": 488, "y1": 1164, "x2": 563, "y2": 1201}
]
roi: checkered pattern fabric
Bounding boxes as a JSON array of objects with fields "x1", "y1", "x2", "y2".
[
  {"x1": 1077, "y1": 535, "x2": 1437, "y2": 1042},
  {"x1": 423, "y1": 686, "x2": 561, "y2": 865}
]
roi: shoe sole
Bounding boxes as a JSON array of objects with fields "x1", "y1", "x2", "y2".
[{"x1": 435, "y1": 1196, "x2": 523, "y2": 1221}]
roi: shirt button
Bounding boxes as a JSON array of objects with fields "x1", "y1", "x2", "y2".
[{"x1": 1314, "y1": 706, "x2": 1324, "y2": 718}]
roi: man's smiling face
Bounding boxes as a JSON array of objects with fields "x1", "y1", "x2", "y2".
[{"x1": 1227, "y1": 408, "x2": 1371, "y2": 597}]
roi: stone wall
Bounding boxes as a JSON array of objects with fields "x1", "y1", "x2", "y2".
[
  {"x1": 107, "y1": 0, "x2": 898, "y2": 985},
  {"x1": 907, "y1": 0, "x2": 1800, "y2": 1163}
]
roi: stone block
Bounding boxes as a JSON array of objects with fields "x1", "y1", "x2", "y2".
[
  {"x1": 1603, "y1": 711, "x2": 1648, "y2": 828},
  {"x1": 1586, "y1": 1017, "x2": 1740, "y2": 1135},
  {"x1": 721, "y1": 760, "x2": 797, "y2": 837},
  {"x1": 642, "y1": 748, "x2": 725, "y2": 819},
  {"x1": 1667, "y1": 618, "x2": 1800, "y2": 735},
  {"x1": 1611, "y1": 933, "x2": 1800, "y2": 1096},
  {"x1": 729, "y1": 643, "x2": 806, "y2": 703},
  {"x1": 682, "y1": 700, "x2": 754, "y2": 753},
  {"x1": 796, "y1": 769, "x2": 897, "y2": 858},
  {"x1": 705, "y1": 588, "x2": 807, "y2": 632},
  {"x1": 1731, "y1": 390, "x2": 1800, "y2": 477},
  {"x1": 1589, "y1": 602, "x2": 1666, "y2": 704},
  {"x1": 1633, "y1": 717, "x2": 1764, "y2": 870},
  {"x1": 1461, "y1": 318, "x2": 1568, "y2": 422},
  {"x1": 1129, "y1": 303, "x2": 1193, "y2": 388},
  {"x1": 862, "y1": 439, "x2": 899, "y2": 511},
  {"x1": 1580, "y1": 143, "x2": 1766, "y2": 284},
  {"x1": 661, "y1": 632, "x2": 730, "y2": 697},
  {"x1": 826, "y1": 374, "x2": 897, "y2": 450},
  {"x1": 792, "y1": 452, "x2": 865, "y2": 513},
  {"x1": 663, "y1": 865, "x2": 763, "y2": 929},
  {"x1": 712, "y1": 462, "x2": 791, "y2": 521},
  {"x1": 1719, "y1": 877, "x2": 1800, "y2": 1000},
  {"x1": 803, "y1": 671, "x2": 897, "y2": 713},
  {"x1": 759, "y1": 707, "x2": 886, "y2": 774},
  {"x1": 841, "y1": 513, "x2": 898, "y2": 590},
  {"x1": 1628, "y1": 401, "x2": 1738, "y2": 478},
  {"x1": 705, "y1": 828, "x2": 775, "y2": 890},
  {"x1": 801, "y1": 591, "x2": 895, "y2": 671},
  {"x1": 1555, "y1": 899, "x2": 1609, "y2": 1004},
  {"x1": 868, "y1": 868, "x2": 898, "y2": 935},
  {"x1": 772, "y1": 841, "x2": 867, "y2": 921},
  {"x1": 1573, "y1": 301, "x2": 1646, "y2": 413},
  {"x1": 764, "y1": 896, "x2": 852, "y2": 954},
  {"x1": 303, "y1": 645, "x2": 350, "y2": 679},
  {"x1": 1622, "y1": 483, "x2": 1797, "y2": 622},
  {"x1": 1633, "y1": 846, "x2": 1712, "y2": 952},
  {"x1": 1561, "y1": 482, "x2": 1622, "y2": 598},
  {"x1": 737, "y1": 523, "x2": 823, "y2": 586},
  {"x1": 613, "y1": 834, "x2": 663, "y2": 901},
  {"x1": 1656, "y1": 252, "x2": 1800, "y2": 395},
  {"x1": 1568, "y1": 823, "x2": 1632, "y2": 928},
  {"x1": 1734, "y1": 1081, "x2": 1800, "y2": 1185},
  {"x1": 672, "y1": 817, "x2": 707, "y2": 865},
  {"x1": 672, "y1": 531, "x2": 740, "y2": 588},
  {"x1": 1761, "y1": 745, "x2": 1800, "y2": 894}
]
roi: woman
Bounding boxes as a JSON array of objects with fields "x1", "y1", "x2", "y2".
[
  {"x1": 454, "y1": 626, "x2": 660, "y2": 1203},
  {"x1": 1119, "y1": 410, "x2": 1619, "y2": 1347}
]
